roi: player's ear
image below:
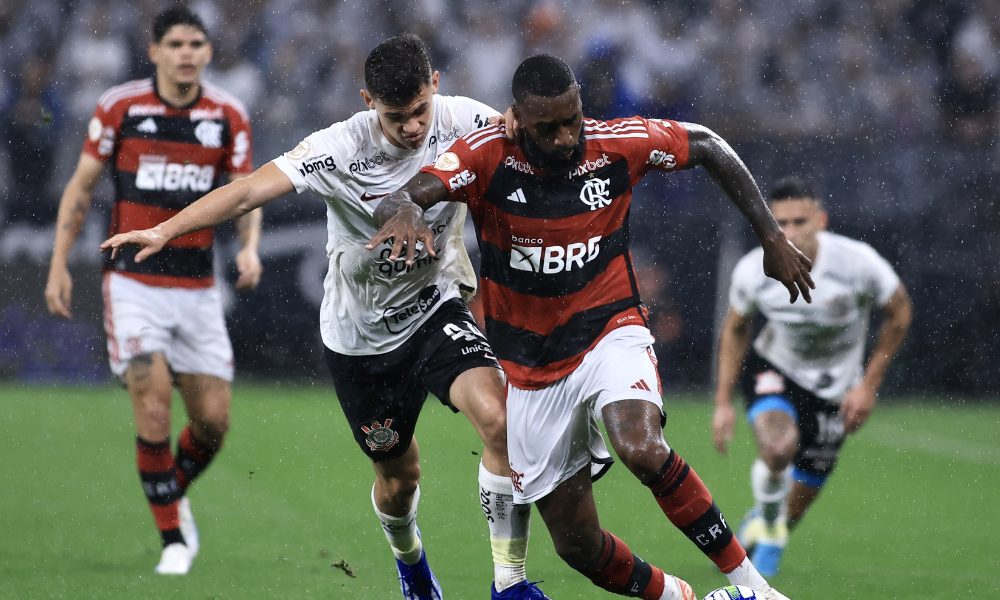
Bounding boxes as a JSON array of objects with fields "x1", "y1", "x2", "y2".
[
  {"x1": 148, "y1": 42, "x2": 159, "y2": 65},
  {"x1": 818, "y1": 209, "x2": 829, "y2": 230},
  {"x1": 430, "y1": 71, "x2": 439, "y2": 94},
  {"x1": 360, "y1": 89, "x2": 375, "y2": 110}
]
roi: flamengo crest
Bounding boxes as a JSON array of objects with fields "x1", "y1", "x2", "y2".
[
  {"x1": 579, "y1": 177, "x2": 612, "y2": 210},
  {"x1": 361, "y1": 419, "x2": 399, "y2": 451}
]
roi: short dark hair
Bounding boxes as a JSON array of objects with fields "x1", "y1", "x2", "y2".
[
  {"x1": 512, "y1": 54, "x2": 577, "y2": 104},
  {"x1": 769, "y1": 175, "x2": 820, "y2": 204},
  {"x1": 364, "y1": 33, "x2": 433, "y2": 106},
  {"x1": 152, "y1": 7, "x2": 208, "y2": 43}
]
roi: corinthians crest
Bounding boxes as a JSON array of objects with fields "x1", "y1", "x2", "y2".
[{"x1": 361, "y1": 419, "x2": 399, "y2": 451}]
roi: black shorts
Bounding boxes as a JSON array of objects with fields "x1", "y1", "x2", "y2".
[
  {"x1": 324, "y1": 298, "x2": 501, "y2": 463},
  {"x1": 739, "y1": 349, "x2": 846, "y2": 485}
]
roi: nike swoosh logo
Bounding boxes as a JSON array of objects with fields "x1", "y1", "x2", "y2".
[{"x1": 360, "y1": 191, "x2": 389, "y2": 202}]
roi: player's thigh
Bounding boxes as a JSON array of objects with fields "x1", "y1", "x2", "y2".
[
  {"x1": 324, "y1": 346, "x2": 425, "y2": 464},
  {"x1": 447, "y1": 366, "x2": 507, "y2": 444},
  {"x1": 176, "y1": 373, "x2": 232, "y2": 433},
  {"x1": 169, "y1": 285, "x2": 235, "y2": 383}
]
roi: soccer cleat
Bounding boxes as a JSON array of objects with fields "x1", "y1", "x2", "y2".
[
  {"x1": 673, "y1": 576, "x2": 697, "y2": 600},
  {"x1": 154, "y1": 542, "x2": 192, "y2": 575},
  {"x1": 178, "y1": 496, "x2": 199, "y2": 559},
  {"x1": 750, "y1": 519, "x2": 788, "y2": 577},
  {"x1": 491, "y1": 580, "x2": 551, "y2": 599},
  {"x1": 736, "y1": 508, "x2": 766, "y2": 555},
  {"x1": 755, "y1": 581, "x2": 791, "y2": 600},
  {"x1": 396, "y1": 549, "x2": 443, "y2": 600}
]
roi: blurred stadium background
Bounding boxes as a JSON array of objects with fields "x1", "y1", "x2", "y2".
[
  {"x1": 2, "y1": 1, "x2": 998, "y2": 598},
  {"x1": 3, "y1": 0, "x2": 999, "y2": 394}
]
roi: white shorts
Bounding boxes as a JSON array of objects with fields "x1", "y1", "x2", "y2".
[
  {"x1": 506, "y1": 325, "x2": 663, "y2": 504},
  {"x1": 102, "y1": 272, "x2": 234, "y2": 381}
]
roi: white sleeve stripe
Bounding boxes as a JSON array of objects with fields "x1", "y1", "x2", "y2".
[
  {"x1": 464, "y1": 125, "x2": 504, "y2": 144},
  {"x1": 469, "y1": 132, "x2": 506, "y2": 150},
  {"x1": 98, "y1": 80, "x2": 153, "y2": 111},
  {"x1": 202, "y1": 83, "x2": 251, "y2": 122},
  {"x1": 585, "y1": 133, "x2": 649, "y2": 139},
  {"x1": 585, "y1": 125, "x2": 647, "y2": 134}
]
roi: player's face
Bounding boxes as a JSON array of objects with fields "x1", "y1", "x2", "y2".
[
  {"x1": 770, "y1": 197, "x2": 828, "y2": 259},
  {"x1": 363, "y1": 72, "x2": 440, "y2": 150},
  {"x1": 515, "y1": 87, "x2": 584, "y2": 161},
  {"x1": 149, "y1": 25, "x2": 212, "y2": 88}
]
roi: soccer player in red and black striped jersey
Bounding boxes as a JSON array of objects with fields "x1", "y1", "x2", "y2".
[
  {"x1": 368, "y1": 55, "x2": 814, "y2": 600},
  {"x1": 45, "y1": 7, "x2": 260, "y2": 575}
]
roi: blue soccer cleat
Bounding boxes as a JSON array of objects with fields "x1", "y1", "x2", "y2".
[
  {"x1": 396, "y1": 548, "x2": 443, "y2": 600},
  {"x1": 750, "y1": 519, "x2": 788, "y2": 577},
  {"x1": 491, "y1": 580, "x2": 551, "y2": 599}
]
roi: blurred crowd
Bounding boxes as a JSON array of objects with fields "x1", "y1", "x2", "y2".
[{"x1": 1, "y1": 0, "x2": 998, "y2": 224}]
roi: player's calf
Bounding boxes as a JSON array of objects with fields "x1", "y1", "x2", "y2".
[{"x1": 588, "y1": 530, "x2": 695, "y2": 600}]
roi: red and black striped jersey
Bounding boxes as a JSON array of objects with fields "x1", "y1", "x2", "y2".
[
  {"x1": 420, "y1": 117, "x2": 689, "y2": 389},
  {"x1": 83, "y1": 78, "x2": 253, "y2": 288}
]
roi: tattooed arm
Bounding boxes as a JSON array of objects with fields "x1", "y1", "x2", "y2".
[
  {"x1": 230, "y1": 173, "x2": 263, "y2": 291},
  {"x1": 45, "y1": 154, "x2": 105, "y2": 319}
]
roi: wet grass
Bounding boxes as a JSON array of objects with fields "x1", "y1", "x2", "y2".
[{"x1": 1, "y1": 383, "x2": 996, "y2": 599}]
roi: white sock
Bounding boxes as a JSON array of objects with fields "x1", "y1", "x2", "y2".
[
  {"x1": 725, "y1": 555, "x2": 769, "y2": 590},
  {"x1": 751, "y1": 459, "x2": 790, "y2": 526},
  {"x1": 371, "y1": 483, "x2": 423, "y2": 565},
  {"x1": 479, "y1": 461, "x2": 530, "y2": 592},
  {"x1": 659, "y1": 575, "x2": 693, "y2": 600}
]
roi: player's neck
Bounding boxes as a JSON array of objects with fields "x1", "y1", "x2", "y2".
[{"x1": 155, "y1": 72, "x2": 201, "y2": 108}]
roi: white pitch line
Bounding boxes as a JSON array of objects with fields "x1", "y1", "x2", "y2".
[{"x1": 865, "y1": 425, "x2": 1000, "y2": 466}]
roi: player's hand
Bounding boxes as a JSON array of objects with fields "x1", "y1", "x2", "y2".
[
  {"x1": 100, "y1": 227, "x2": 168, "y2": 263},
  {"x1": 45, "y1": 266, "x2": 74, "y2": 319},
  {"x1": 365, "y1": 203, "x2": 437, "y2": 265},
  {"x1": 712, "y1": 401, "x2": 736, "y2": 454},
  {"x1": 235, "y1": 247, "x2": 263, "y2": 291},
  {"x1": 840, "y1": 384, "x2": 876, "y2": 434},
  {"x1": 490, "y1": 105, "x2": 521, "y2": 143},
  {"x1": 762, "y1": 231, "x2": 814, "y2": 304}
]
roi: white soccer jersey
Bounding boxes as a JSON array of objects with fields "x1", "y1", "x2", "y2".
[
  {"x1": 272, "y1": 95, "x2": 499, "y2": 355},
  {"x1": 729, "y1": 231, "x2": 901, "y2": 402}
]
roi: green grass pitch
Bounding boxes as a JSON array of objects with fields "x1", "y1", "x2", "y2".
[{"x1": 1, "y1": 383, "x2": 996, "y2": 599}]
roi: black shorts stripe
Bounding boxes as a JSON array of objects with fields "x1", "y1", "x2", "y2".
[
  {"x1": 485, "y1": 297, "x2": 641, "y2": 367},
  {"x1": 478, "y1": 225, "x2": 629, "y2": 298},
  {"x1": 104, "y1": 245, "x2": 213, "y2": 279}
]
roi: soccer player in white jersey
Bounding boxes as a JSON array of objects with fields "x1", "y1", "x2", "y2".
[
  {"x1": 102, "y1": 34, "x2": 549, "y2": 600},
  {"x1": 712, "y1": 176, "x2": 913, "y2": 576}
]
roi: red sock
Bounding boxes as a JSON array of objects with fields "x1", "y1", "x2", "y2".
[
  {"x1": 590, "y1": 529, "x2": 666, "y2": 599},
  {"x1": 647, "y1": 450, "x2": 746, "y2": 573},
  {"x1": 176, "y1": 426, "x2": 224, "y2": 493},
  {"x1": 136, "y1": 437, "x2": 181, "y2": 537}
]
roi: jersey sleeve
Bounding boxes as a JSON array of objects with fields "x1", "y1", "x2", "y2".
[
  {"x1": 224, "y1": 105, "x2": 253, "y2": 174},
  {"x1": 637, "y1": 117, "x2": 690, "y2": 174},
  {"x1": 419, "y1": 127, "x2": 503, "y2": 204},
  {"x1": 859, "y1": 244, "x2": 901, "y2": 306},
  {"x1": 272, "y1": 124, "x2": 349, "y2": 195},
  {"x1": 81, "y1": 99, "x2": 121, "y2": 162},
  {"x1": 728, "y1": 250, "x2": 763, "y2": 316}
]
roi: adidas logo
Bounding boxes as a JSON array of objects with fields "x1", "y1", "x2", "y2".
[
  {"x1": 630, "y1": 379, "x2": 652, "y2": 391},
  {"x1": 507, "y1": 188, "x2": 527, "y2": 203},
  {"x1": 137, "y1": 118, "x2": 158, "y2": 134}
]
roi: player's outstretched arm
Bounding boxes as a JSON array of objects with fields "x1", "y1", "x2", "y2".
[
  {"x1": 101, "y1": 162, "x2": 292, "y2": 263},
  {"x1": 713, "y1": 308, "x2": 754, "y2": 454},
  {"x1": 681, "y1": 122, "x2": 815, "y2": 303},
  {"x1": 46, "y1": 154, "x2": 105, "y2": 319},
  {"x1": 366, "y1": 172, "x2": 450, "y2": 264},
  {"x1": 841, "y1": 284, "x2": 913, "y2": 433}
]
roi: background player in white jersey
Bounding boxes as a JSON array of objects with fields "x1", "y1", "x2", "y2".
[
  {"x1": 712, "y1": 176, "x2": 913, "y2": 576},
  {"x1": 101, "y1": 34, "x2": 549, "y2": 600},
  {"x1": 45, "y1": 7, "x2": 261, "y2": 575}
]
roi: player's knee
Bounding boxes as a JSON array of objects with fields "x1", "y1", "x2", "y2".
[
  {"x1": 608, "y1": 432, "x2": 671, "y2": 485},
  {"x1": 758, "y1": 435, "x2": 798, "y2": 470},
  {"x1": 195, "y1": 414, "x2": 230, "y2": 445},
  {"x1": 479, "y1": 414, "x2": 507, "y2": 454}
]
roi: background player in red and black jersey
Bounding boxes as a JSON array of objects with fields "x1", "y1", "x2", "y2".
[
  {"x1": 369, "y1": 55, "x2": 813, "y2": 600},
  {"x1": 44, "y1": 8, "x2": 261, "y2": 575}
]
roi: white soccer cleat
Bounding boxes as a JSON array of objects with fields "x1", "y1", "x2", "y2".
[
  {"x1": 154, "y1": 542, "x2": 192, "y2": 575},
  {"x1": 178, "y1": 496, "x2": 200, "y2": 559},
  {"x1": 755, "y1": 582, "x2": 791, "y2": 600}
]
